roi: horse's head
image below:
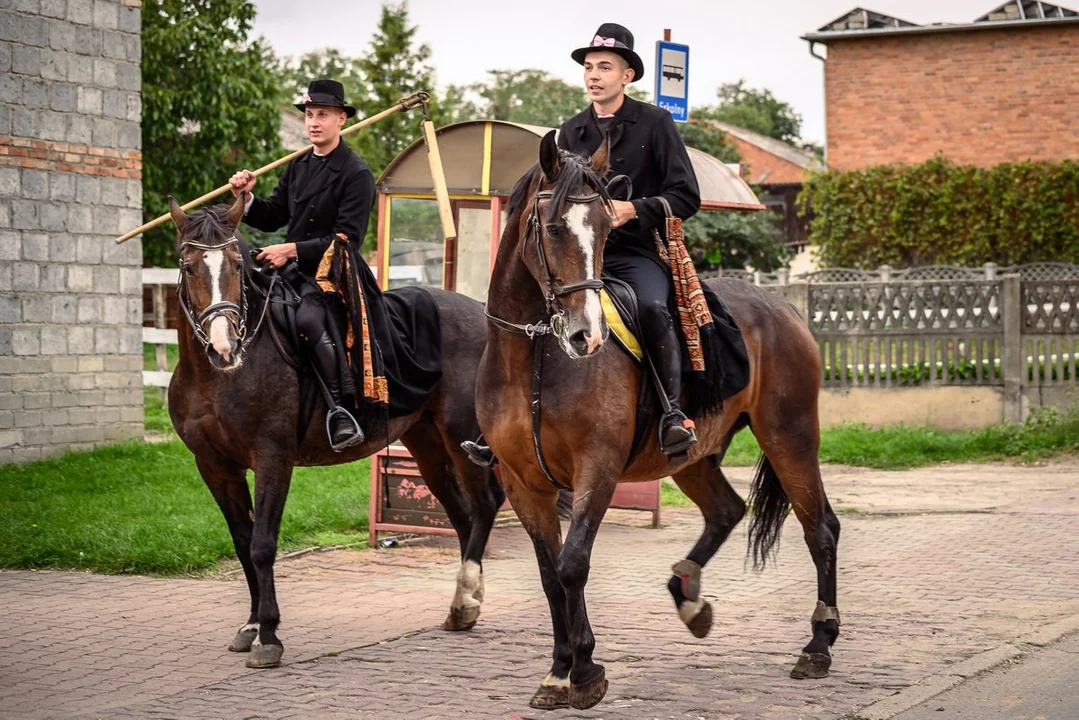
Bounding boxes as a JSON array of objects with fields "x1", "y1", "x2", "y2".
[
  {"x1": 519, "y1": 130, "x2": 613, "y2": 359},
  {"x1": 170, "y1": 192, "x2": 249, "y2": 371}
]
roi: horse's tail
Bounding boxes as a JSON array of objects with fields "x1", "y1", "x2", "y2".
[{"x1": 746, "y1": 454, "x2": 790, "y2": 570}]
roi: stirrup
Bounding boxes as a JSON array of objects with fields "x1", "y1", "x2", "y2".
[
  {"x1": 461, "y1": 440, "x2": 497, "y2": 468},
  {"x1": 660, "y1": 414, "x2": 697, "y2": 456},
  {"x1": 326, "y1": 406, "x2": 364, "y2": 452}
]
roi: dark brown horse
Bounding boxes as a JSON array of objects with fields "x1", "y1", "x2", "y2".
[
  {"x1": 476, "y1": 133, "x2": 841, "y2": 710},
  {"x1": 167, "y1": 193, "x2": 503, "y2": 669}
]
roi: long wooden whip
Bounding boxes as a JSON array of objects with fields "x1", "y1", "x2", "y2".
[{"x1": 114, "y1": 91, "x2": 432, "y2": 244}]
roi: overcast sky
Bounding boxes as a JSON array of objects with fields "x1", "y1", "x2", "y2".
[{"x1": 252, "y1": 0, "x2": 1008, "y2": 144}]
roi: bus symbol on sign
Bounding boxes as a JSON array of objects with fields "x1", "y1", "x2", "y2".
[
  {"x1": 662, "y1": 64, "x2": 684, "y2": 82},
  {"x1": 654, "y1": 40, "x2": 689, "y2": 123}
]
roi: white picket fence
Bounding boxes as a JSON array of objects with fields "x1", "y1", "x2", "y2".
[{"x1": 143, "y1": 268, "x2": 178, "y2": 390}]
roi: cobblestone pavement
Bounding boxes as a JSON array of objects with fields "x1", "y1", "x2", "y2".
[{"x1": 1, "y1": 461, "x2": 1077, "y2": 719}]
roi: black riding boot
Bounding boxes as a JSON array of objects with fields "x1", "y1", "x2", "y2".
[
  {"x1": 311, "y1": 331, "x2": 364, "y2": 451},
  {"x1": 653, "y1": 330, "x2": 697, "y2": 456},
  {"x1": 462, "y1": 436, "x2": 496, "y2": 468}
]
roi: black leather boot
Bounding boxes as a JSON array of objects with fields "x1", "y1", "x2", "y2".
[
  {"x1": 654, "y1": 330, "x2": 697, "y2": 456},
  {"x1": 311, "y1": 331, "x2": 364, "y2": 451},
  {"x1": 462, "y1": 436, "x2": 496, "y2": 468}
]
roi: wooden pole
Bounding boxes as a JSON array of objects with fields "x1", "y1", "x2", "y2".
[
  {"x1": 422, "y1": 119, "x2": 458, "y2": 289},
  {"x1": 664, "y1": 28, "x2": 671, "y2": 41},
  {"x1": 115, "y1": 92, "x2": 430, "y2": 244}
]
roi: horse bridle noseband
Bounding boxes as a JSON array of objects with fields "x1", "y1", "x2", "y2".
[
  {"x1": 177, "y1": 236, "x2": 274, "y2": 359},
  {"x1": 484, "y1": 187, "x2": 609, "y2": 339}
]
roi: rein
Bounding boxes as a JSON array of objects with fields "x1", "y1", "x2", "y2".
[{"x1": 176, "y1": 236, "x2": 276, "y2": 361}]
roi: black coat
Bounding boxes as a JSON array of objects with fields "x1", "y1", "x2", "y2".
[
  {"x1": 558, "y1": 95, "x2": 701, "y2": 255},
  {"x1": 244, "y1": 140, "x2": 375, "y2": 277}
]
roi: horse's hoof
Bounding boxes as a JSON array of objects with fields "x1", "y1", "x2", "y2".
[
  {"x1": 529, "y1": 684, "x2": 570, "y2": 710},
  {"x1": 245, "y1": 643, "x2": 283, "y2": 669},
  {"x1": 570, "y1": 668, "x2": 608, "y2": 710},
  {"x1": 790, "y1": 651, "x2": 831, "y2": 679},
  {"x1": 686, "y1": 600, "x2": 713, "y2": 639},
  {"x1": 441, "y1": 604, "x2": 480, "y2": 631},
  {"x1": 228, "y1": 627, "x2": 258, "y2": 653}
]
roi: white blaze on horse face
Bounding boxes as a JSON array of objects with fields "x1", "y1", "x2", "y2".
[
  {"x1": 202, "y1": 249, "x2": 232, "y2": 361},
  {"x1": 563, "y1": 203, "x2": 603, "y2": 354}
]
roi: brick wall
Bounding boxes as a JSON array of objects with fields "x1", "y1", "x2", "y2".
[
  {"x1": 0, "y1": 0, "x2": 143, "y2": 464},
  {"x1": 824, "y1": 24, "x2": 1079, "y2": 170}
]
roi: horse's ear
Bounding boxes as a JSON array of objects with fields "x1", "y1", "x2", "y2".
[
  {"x1": 168, "y1": 196, "x2": 189, "y2": 234},
  {"x1": 227, "y1": 190, "x2": 247, "y2": 228},
  {"x1": 539, "y1": 129, "x2": 560, "y2": 182},
  {"x1": 591, "y1": 134, "x2": 611, "y2": 176}
]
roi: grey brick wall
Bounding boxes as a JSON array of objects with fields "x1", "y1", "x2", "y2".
[{"x1": 0, "y1": 0, "x2": 143, "y2": 464}]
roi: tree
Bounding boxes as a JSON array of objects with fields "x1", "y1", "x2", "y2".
[
  {"x1": 682, "y1": 206, "x2": 789, "y2": 272},
  {"x1": 353, "y1": 3, "x2": 437, "y2": 178},
  {"x1": 443, "y1": 69, "x2": 586, "y2": 127},
  {"x1": 141, "y1": 0, "x2": 283, "y2": 266},
  {"x1": 697, "y1": 79, "x2": 803, "y2": 145}
]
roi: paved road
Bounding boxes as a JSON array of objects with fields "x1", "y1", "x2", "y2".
[
  {"x1": 895, "y1": 633, "x2": 1079, "y2": 720},
  {"x1": 0, "y1": 461, "x2": 1076, "y2": 719}
]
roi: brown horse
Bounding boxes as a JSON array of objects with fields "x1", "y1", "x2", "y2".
[
  {"x1": 476, "y1": 133, "x2": 841, "y2": 710},
  {"x1": 167, "y1": 193, "x2": 503, "y2": 669}
]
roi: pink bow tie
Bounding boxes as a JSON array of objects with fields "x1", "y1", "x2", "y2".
[
  {"x1": 592, "y1": 35, "x2": 616, "y2": 47},
  {"x1": 302, "y1": 91, "x2": 311, "y2": 103}
]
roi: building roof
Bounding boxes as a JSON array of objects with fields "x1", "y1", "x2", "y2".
[
  {"x1": 804, "y1": 1, "x2": 1079, "y2": 42},
  {"x1": 377, "y1": 120, "x2": 765, "y2": 211},
  {"x1": 709, "y1": 121, "x2": 825, "y2": 179}
]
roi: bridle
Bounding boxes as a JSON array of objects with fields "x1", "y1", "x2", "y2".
[
  {"x1": 176, "y1": 236, "x2": 274, "y2": 360},
  {"x1": 485, "y1": 185, "x2": 610, "y2": 340}
]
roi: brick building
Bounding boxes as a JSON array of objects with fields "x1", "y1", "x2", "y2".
[
  {"x1": 804, "y1": 1, "x2": 1079, "y2": 170},
  {"x1": 713, "y1": 121, "x2": 824, "y2": 249},
  {"x1": 0, "y1": 0, "x2": 144, "y2": 463}
]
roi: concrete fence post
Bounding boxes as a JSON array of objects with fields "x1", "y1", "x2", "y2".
[
  {"x1": 879, "y1": 265, "x2": 893, "y2": 284},
  {"x1": 1001, "y1": 274, "x2": 1024, "y2": 423},
  {"x1": 777, "y1": 268, "x2": 790, "y2": 285},
  {"x1": 984, "y1": 262, "x2": 998, "y2": 281}
]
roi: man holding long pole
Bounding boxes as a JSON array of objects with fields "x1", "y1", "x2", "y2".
[{"x1": 227, "y1": 79, "x2": 417, "y2": 451}]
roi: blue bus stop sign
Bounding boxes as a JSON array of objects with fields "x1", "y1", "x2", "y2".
[{"x1": 654, "y1": 40, "x2": 689, "y2": 122}]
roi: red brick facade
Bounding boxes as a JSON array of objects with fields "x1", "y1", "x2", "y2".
[
  {"x1": 0, "y1": 136, "x2": 142, "y2": 179},
  {"x1": 823, "y1": 24, "x2": 1079, "y2": 170}
]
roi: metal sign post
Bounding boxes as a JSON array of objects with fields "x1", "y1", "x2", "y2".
[{"x1": 655, "y1": 29, "x2": 690, "y2": 123}]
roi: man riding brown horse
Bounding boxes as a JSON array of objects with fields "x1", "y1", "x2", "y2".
[
  {"x1": 466, "y1": 23, "x2": 721, "y2": 466},
  {"x1": 229, "y1": 79, "x2": 392, "y2": 450}
]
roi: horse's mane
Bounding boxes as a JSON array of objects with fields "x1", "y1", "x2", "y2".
[{"x1": 505, "y1": 150, "x2": 610, "y2": 227}]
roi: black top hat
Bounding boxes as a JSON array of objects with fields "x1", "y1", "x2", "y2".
[
  {"x1": 294, "y1": 79, "x2": 357, "y2": 118},
  {"x1": 570, "y1": 23, "x2": 645, "y2": 83}
]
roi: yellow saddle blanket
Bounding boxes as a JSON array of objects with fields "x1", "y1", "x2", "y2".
[{"x1": 599, "y1": 288, "x2": 643, "y2": 363}]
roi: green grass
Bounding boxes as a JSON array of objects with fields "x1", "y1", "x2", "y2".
[
  {"x1": 0, "y1": 440, "x2": 372, "y2": 576},
  {"x1": 661, "y1": 406, "x2": 1079, "y2": 505}
]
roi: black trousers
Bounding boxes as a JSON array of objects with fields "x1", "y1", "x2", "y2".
[
  {"x1": 295, "y1": 283, "x2": 330, "y2": 345},
  {"x1": 603, "y1": 249, "x2": 680, "y2": 363}
]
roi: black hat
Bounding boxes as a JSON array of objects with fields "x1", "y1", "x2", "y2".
[
  {"x1": 294, "y1": 79, "x2": 356, "y2": 118},
  {"x1": 570, "y1": 23, "x2": 645, "y2": 83}
]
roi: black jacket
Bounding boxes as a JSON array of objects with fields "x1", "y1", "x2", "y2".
[
  {"x1": 244, "y1": 140, "x2": 375, "y2": 277},
  {"x1": 558, "y1": 95, "x2": 700, "y2": 253}
]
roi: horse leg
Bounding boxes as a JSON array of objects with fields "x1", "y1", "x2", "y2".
[
  {"x1": 400, "y1": 421, "x2": 489, "y2": 631},
  {"x1": 667, "y1": 457, "x2": 747, "y2": 638},
  {"x1": 195, "y1": 455, "x2": 260, "y2": 653},
  {"x1": 245, "y1": 451, "x2": 294, "y2": 669},
  {"x1": 502, "y1": 470, "x2": 572, "y2": 710},
  {"x1": 751, "y1": 425, "x2": 841, "y2": 680},
  {"x1": 441, "y1": 450, "x2": 503, "y2": 632},
  {"x1": 558, "y1": 474, "x2": 619, "y2": 710}
]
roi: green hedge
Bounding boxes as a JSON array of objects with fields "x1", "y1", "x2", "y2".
[{"x1": 799, "y1": 156, "x2": 1079, "y2": 269}]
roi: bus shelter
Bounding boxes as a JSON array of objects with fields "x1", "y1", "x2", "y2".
[{"x1": 368, "y1": 120, "x2": 763, "y2": 545}]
